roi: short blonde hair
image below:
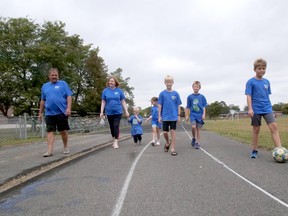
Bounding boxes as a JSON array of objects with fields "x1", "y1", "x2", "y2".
[
  {"x1": 133, "y1": 107, "x2": 140, "y2": 112},
  {"x1": 193, "y1": 81, "x2": 201, "y2": 89},
  {"x1": 254, "y1": 58, "x2": 267, "y2": 70},
  {"x1": 164, "y1": 75, "x2": 174, "y2": 82}
]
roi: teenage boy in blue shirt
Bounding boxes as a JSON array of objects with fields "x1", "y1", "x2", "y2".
[{"x1": 245, "y1": 58, "x2": 282, "y2": 158}]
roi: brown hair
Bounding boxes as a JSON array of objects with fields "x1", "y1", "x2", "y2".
[
  {"x1": 151, "y1": 97, "x2": 158, "y2": 102},
  {"x1": 193, "y1": 81, "x2": 201, "y2": 89},
  {"x1": 48, "y1": 68, "x2": 59, "y2": 75},
  {"x1": 106, "y1": 76, "x2": 120, "y2": 87},
  {"x1": 254, "y1": 58, "x2": 267, "y2": 70}
]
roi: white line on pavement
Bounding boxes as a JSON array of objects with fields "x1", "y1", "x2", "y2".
[
  {"x1": 111, "y1": 141, "x2": 151, "y2": 216},
  {"x1": 181, "y1": 124, "x2": 288, "y2": 209}
]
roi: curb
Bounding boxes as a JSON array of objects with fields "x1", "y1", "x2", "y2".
[{"x1": 0, "y1": 134, "x2": 131, "y2": 196}]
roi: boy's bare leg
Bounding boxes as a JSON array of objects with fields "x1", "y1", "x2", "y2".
[
  {"x1": 152, "y1": 127, "x2": 157, "y2": 141},
  {"x1": 170, "y1": 129, "x2": 176, "y2": 152},
  {"x1": 252, "y1": 126, "x2": 260, "y2": 150},
  {"x1": 163, "y1": 132, "x2": 169, "y2": 145},
  {"x1": 196, "y1": 128, "x2": 201, "y2": 143},
  {"x1": 156, "y1": 128, "x2": 161, "y2": 141},
  {"x1": 191, "y1": 126, "x2": 196, "y2": 139},
  {"x1": 268, "y1": 122, "x2": 281, "y2": 147}
]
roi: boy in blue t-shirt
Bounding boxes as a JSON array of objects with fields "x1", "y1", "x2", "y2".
[
  {"x1": 185, "y1": 81, "x2": 207, "y2": 149},
  {"x1": 128, "y1": 107, "x2": 143, "y2": 145},
  {"x1": 245, "y1": 58, "x2": 282, "y2": 159},
  {"x1": 158, "y1": 75, "x2": 182, "y2": 156},
  {"x1": 146, "y1": 97, "x2": 161, "y2": 146}
]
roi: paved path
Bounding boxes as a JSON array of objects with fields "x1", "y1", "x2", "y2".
[
  {"x1": 1, "y1": 123, "x2": 288, "y2": 216},
  {"x1": 0, "y1": 129, "x2": 132, "y2": 193}
]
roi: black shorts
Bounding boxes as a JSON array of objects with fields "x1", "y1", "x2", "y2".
[
  {"x1": 45, "y1": 113, "x2": 70, "y2": 132},
  {"x1": 162, "y1": 121, "x2": 177, "y2": 132}
]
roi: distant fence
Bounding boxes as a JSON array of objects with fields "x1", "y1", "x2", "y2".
[{"x1": 0, "y1": 114, "x2": 131, "y2": 140}]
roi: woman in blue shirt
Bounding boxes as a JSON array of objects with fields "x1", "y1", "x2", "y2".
[{"x1": 100, "y1": 76, "x2": 129, "y2": 148}]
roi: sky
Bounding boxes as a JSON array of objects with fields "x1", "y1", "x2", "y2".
[{"x1": 1, "y1": 0, "x2": 288, "y2": 110}]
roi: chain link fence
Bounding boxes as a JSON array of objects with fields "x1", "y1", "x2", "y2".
[{"x1": 0, "y1": 114, "x2": 130, "y2": 141}]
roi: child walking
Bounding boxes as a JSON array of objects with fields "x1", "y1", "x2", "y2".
[
  {"x1": 185, "y1": 81, "x2": 207, "y2": 149},
  {"x1": 245, "y1": 58, "x2": 282, "y2": 158},
  {"x1": 158, "y1": 75, "x2": 182, "y2": 156},
  {"x1": 128, "y1": 107, "x2": 143, "y2": 145},
  {"x1": 146, "y1": 97, "x2": 161, "y2": 146}
]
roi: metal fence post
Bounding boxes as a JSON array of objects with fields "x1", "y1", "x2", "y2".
[{"x1": 24, "y1": 113, "x2": 27, "y2": 139}]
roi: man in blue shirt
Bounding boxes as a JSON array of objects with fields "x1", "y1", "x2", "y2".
[{"x1": 38, "y1": 68, "x2": 73, "y2": 157}]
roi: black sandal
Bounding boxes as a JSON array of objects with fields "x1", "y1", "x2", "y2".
[{"x1": 164, "y1": 139, "x2": 171, "y2": 152}]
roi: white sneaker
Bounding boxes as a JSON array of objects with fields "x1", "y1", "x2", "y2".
[
  {"x1": 114, "y1": 140, "x2": 119, "y2": 149},
  {"x1": 63, "y1": 148, "x2": 70, "y2": 154},
  {"x1": 155, "y1": 141, "x2": 160, "y2": 146}
]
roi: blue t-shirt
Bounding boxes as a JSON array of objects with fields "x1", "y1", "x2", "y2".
[
  {"x1": 245, "y1": 77, "x2": 272, "y2": 114},
  {"x1": 186, "y1": 93, "x2": 207, "y2": 122},
  {"x1": 102, "y1": 87, "x2": 125, "y2": 115},
  {"x1": 128, "y1": 115, "x2": 143, "y2": 135},
  {"x1": 41, "y1": 80, "x2": 73, "y2": 116},
  {"x1": 158, "y1": 90, "x2": 182, "y2": 121},
  {"x1": 150, "y1": 105, "x2": 159, "y2": 125}
]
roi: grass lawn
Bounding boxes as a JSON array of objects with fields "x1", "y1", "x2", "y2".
[{"x1": 204, "y1": 116, "x2": 288, "y2": 150}]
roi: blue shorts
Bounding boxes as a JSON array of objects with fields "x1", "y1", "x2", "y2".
[
  {"x1": 190, "y1": 120, "x2": 204, "y2": 129},
  {"x1": 151, "y1": 120, "x2": 161, "y2": 129}
]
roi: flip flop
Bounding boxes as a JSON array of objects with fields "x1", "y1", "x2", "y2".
[{"x1": 164, "y1": 139, "x2": 171, "y2": 152}]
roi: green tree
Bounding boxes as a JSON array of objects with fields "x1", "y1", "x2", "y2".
[
  {"x1": 272, "y1": 102, "x2": 285, "y2": 112},
  {"x1": 281, "y1": 104, "x2": 288, "y2": 115},
  {"x1": 0, "y1": 17, "x2": 39, "y2": 116},
  {"x1": 0, "y1": 17, "x2": 134, "y2": 117},
  {"x1": 140, "y1": 106, "x2": 151, "y2": 118},
  {"x1": 78, "y1": 48, "x2": 108, "y2": 114},
  {"x1": 206, "y1": 101, "x2": 223, "y2": 119},
  {"x1": 219, "y1": 101, "x2": 230, "y2": 114}
]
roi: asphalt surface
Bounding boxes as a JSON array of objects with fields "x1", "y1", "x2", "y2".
[
  {"x1": 0, "y1": 128, "x2": 132, "y2": 192},
  {"x1": 0, "y1": 122, "x2": 288, "y2": 216}
]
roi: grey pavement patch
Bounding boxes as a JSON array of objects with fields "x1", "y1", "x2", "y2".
[{"x1": 0, "y1": 135, "x2": 131, "y2": 196}]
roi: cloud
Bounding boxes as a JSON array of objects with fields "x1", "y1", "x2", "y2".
[{"x1": 1, "y1": 0, "x2": 288, "y2": 110}]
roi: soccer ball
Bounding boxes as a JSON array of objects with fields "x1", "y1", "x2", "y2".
[{"x1": 272, "y1": 147, "x2": 287, "y2": 163}]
